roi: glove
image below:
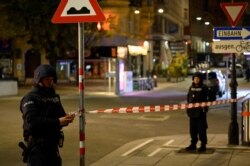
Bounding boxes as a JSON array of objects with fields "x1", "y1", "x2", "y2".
[{"x1": 18, "y1": 142, "x2": 29, "y2": 163}]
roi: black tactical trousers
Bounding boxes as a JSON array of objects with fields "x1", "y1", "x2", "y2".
[
  {"x1": 27, "y1": 143, "x2": 61, "y2": 166},
  {"x1": 189, "y1": 112, "x2": 208, "y2": 145}
]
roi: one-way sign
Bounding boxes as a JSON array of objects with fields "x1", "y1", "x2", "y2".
[{"x1": 213, "y1": 27, "x2": 250, "y2": 40}]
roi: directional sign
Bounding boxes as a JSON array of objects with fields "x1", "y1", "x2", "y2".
[
  {"x1": 52, "y1": 0, "x2": 105, "y2": 23},
  {"x1": 212, "y1": 40, "x2": 250, "y2": 53},
  {"x1": 214, "y1": 27, "x2": 250, "y2": 40},
  {"x1": 220, "y1": 2, "x2": 248, "y2": 27}
]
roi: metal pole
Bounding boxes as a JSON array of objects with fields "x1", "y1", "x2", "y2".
[
  {"x1": 228, "y1": 0, "x2": 239, "y2": 145},
  {"x1": 228, "y1": 53, "x2": 239, "y2": 145},
  {"x1": 226, "y1": 55, "x2": 229, "y2": 99},
  {"x1": 78, "y1": 22, "x2": 85, "y2": 165}
]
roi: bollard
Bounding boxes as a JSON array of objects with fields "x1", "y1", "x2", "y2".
[{"x1": 242, "y1": 99, "x2": 250, "y2": 146}]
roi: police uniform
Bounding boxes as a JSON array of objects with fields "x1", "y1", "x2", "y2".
[
  {"x1": 186, "y1": 72, "x2": 209, "y2": 152},
  {"x1": 20, "y1": 65, "x2": 66, "y2": 166}
]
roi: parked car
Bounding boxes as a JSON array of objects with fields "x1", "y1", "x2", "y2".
[
  {"x1": 187, "y1": 67, "x2": 197, "y2": 75},
  {"x1": 228, "y1": 64, "x2": 244, "y2": 78},
  {"x1": 201, "y1": 69, "x2": 226, "y2": 100}
]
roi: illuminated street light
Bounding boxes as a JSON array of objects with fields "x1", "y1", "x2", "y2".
[
  {"x1": 196, "y1": 17, "x2": 202, "y2": 21},
  {"x1": 97, "y1": 22, "x2": 102, "y2": 31},
  {"x1": 158, "y1": 8, "x2": 164, "y2": 13},
  {"x1": 204, "y1": 21, "x2": 210, "y2": 25},
  {"x1": 143, "y1": 41, "x2": 149, "y2": 49},
  {"x1": 134, "y1": 9, "x2": 140, "y2": 14}
]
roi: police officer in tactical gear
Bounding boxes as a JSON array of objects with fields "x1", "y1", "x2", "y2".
[
  {"x1": 20, "y1": 64, "x2": 75, "y2": 166},
  {"x1": 185, "y1": 72, "x2": 210, "y2": 152}
]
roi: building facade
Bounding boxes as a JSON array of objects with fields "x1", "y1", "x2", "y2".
[
  {"x1": 92, "y1": 0, "x2": 190, "y2": 79},
  {"x1": 11, "y1": 0, "x2": 250, "y2": 85}
]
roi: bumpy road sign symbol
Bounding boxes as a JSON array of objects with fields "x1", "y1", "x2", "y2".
[{"x1": 52, "y1": 0, "x2": 105, "y2": 23}]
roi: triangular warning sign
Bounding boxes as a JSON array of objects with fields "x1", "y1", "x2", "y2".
[
  {"x1": 220, "y1": 2, "x2": 248, "y2": 27},
  {"x1": 52, "y1": 0, "x2": 105, "y2": 24}
]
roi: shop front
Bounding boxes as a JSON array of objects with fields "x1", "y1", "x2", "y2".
[
  {"x1": 0, "y1": 40, "x2": 18, "y2": 96},
  {"x1": 0, "y1": 40, "x2": 14, "y2": 79},
  {"x1": 56, "y1": 60, "x2": 77, "y2": 83}
]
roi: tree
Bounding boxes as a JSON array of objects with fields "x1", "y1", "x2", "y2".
[
  {"x1": 1, "y1": 0, "x2": 75, "y2": 65},
  {"x1": 1, "y1": 0, "x2": 104, "y2": 66},
  {"x1": 168, "y1": 53, "x2": 188, "y2": 79}
]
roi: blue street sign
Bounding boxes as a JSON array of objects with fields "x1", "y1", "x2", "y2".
[{"x1": 213, "y1": 27, "x2": 250, "y2": 40}]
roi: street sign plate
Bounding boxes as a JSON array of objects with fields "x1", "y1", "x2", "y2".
[
  {"x1": 212, "y1": 40, "x2": 250, "y2": 53},
  {"x1": 214, "y1": 27, "x2": 250, "y2": 40},
  {"x1": 220, "y1": 2, "x2": 248, "y2": 27},
  {"x1": 52, "y1": 0, "x2": 105, "y2": 23}
]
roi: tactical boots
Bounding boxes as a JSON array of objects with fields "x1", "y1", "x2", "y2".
[
  {"x1": 185, "y1": 144, "x2": 197, "y2": 151},
  {"x1": 198, "y1": 143, "x2": 206, "y2": 152}
]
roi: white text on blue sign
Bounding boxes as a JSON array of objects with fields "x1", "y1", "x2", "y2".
[{"x1": 214, "y1": 27, "x2": 250, "y2": 40}]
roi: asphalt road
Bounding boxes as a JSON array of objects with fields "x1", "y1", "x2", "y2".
[{"x1": 0, "y1": 76, "x2": 249, "y2": 166}]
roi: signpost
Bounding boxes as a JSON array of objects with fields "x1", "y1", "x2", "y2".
[
  {"x1": 52, "y1": 0, "x2": 105, "y2": 165},
  {"x1": 215, "y1": 1, "x2": 248, "y2": 145}
]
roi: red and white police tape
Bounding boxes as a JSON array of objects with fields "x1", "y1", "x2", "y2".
[{"x1": 88, "y1": 98, "x2": 237, "y2": 114}]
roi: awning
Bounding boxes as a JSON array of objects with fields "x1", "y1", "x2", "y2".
[{"x1": 128, "y1": 45, "x2": 147, "y2": 56}]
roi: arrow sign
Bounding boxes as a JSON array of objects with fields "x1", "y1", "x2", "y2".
[
  {"x1": 52, "y1": 0, "x2": 105, "y2": 23},
  {"x1": 214, "y1": 27, "x2": 250, "y2": 40},
  {"x1": 220, "y1": 2, "x2": 248, "y2": 27}
]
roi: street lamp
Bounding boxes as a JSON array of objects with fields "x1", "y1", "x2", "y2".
[
  {"x1": 134, "y1": 9, "x2": 140, "y2": 14},
  {"x1": 204, "y1": 21, "x2": 210, "y2": 25},
  {"x1": 97, "y1": 22, "x2": 102, "y2": 31},
  {"x1": 196, "y1": 17, "x2": 202, "y2": 21},
  {"x1": 158, "y1": 8, "x2": 164, "y2": 14}
]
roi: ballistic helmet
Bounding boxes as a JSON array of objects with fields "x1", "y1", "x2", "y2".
[
  {"x1": 192, "y1": 72, "x2": 203, "y2": 81},
  {"x1": 192, "y1": 72, "x2": 204, "y2": 86},
  {"x1": 33, "y1": 64, "x2": 57, "y2": 84}
]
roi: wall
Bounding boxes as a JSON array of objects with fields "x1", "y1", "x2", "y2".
[{"x1": 0, "y1": 80, "x2": 18, "y2": 96}]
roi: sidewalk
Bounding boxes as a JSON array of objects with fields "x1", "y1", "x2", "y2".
[
  {"x1": 91, "y1": 134, "x2": 250, "y2": 166},
  {"x1": 4, "y1": 77, "x2": 191, "y2": 100}
]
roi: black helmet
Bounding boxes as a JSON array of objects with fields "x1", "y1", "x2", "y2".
[
  {"x1": 192, "y1": 72, "x2": 203, "y2": 81},
  {"x1": 33, "y1": 64, "x2": 57, "y2": 84}
]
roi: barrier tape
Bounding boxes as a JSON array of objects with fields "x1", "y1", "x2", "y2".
[
  {"x1": 241, "y1": 93, "x2": 250, "y2": 117},
  {"x1": 88, "y1": 98, "x2": 237, "y2": 114},
  {"x1": 242, "y1": 111, "x2": 250, "y2": 117}
]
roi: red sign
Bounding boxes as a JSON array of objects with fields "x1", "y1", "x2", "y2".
[
  {"x1": 220, "y1": 2, "x2": 248, "y2": 27},
  {"x1": 52, "y1": 0, "x2": 105, "y2": 23}
]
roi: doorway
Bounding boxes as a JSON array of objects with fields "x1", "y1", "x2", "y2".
[{"x1": 25, "y1": 49, "x2": 41, "y2": 78}]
